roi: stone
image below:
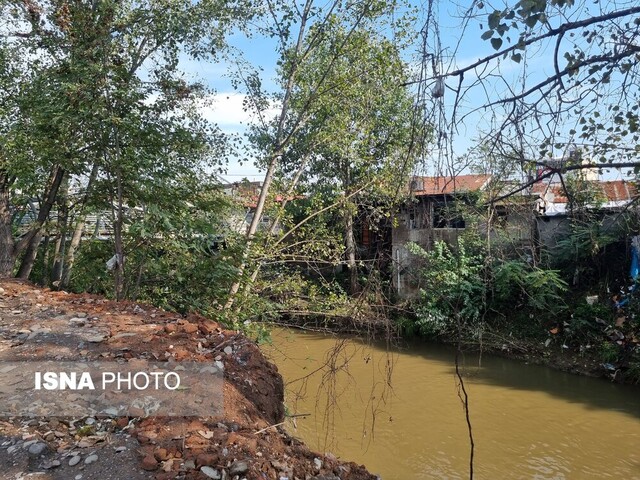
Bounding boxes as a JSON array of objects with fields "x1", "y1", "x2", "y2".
[
  {"x1": 223, "y1": 346, "x2": 233, "y2": 355},
  {"x1": 229, "y1": 460, "x2": 248, "y2": 475},
  {"x1": 154, "y1": 447, "x2": 169, "y2": 461},
  {"x1": 200, "y1": 466, "x2": 222, "y2": 479},
  {"x1": 199, "y1": 321, "x2": 218, "y2": 336},
  {"x1": 87, "y1": 335, "x2": 106, "y2": 343},
  {"x1": 165, "y1": 323, "x2": 177, "y2": 334},
  {"x1": 43, "y1": 460, "x2": 61, "y2": 469},
  {"x1": 115, "y1": 446, "x2": 127, "y2": 453},
  {"x1": 181, "y1": 322, "x2": 199, "y2": 334},
  {"x1": 116, "y1": 418, "x2": 129, "y2": 428},
  {"x1": 69, "y1": 455, "x2": 81, "y2": 466},
  {"x1": 141, "y1": 456, "x2": 158, "y2": 471},
  {"x1": 161, "y1": 458, "x2": 175, "y2": 473},
  {"x1": 196, "y1": 453, "x2": 218, "y2": 467},
  {"x1": 113, "y1": 332, "x2": 137, "y2": 339},
  {"x1": 313, "y1": 458, "x2": 322, "y2": 470},
  {"x1": 77, "y1": 439, "x2": 96, "y2": 448},
  {"x1": 128, "y1": 407, "x2": 145, "y2": 417},
  {"x1": 28, "y1": 443, "x2": 47, "y2": 456},
  {"x1": 84, "y1": 454, "x2": 98, "y2": 464},
  {"x1": 7, "y1": 445, "x2": 20, "y2": 454}
]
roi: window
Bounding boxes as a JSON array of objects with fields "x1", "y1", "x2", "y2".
[{"x1": 433, "y1": 201, "x2": 465, "y2": 229}]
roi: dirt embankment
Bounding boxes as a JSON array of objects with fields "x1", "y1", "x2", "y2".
[{"x1": 0, "y1": 280, "x2": 377, "y2": 480}]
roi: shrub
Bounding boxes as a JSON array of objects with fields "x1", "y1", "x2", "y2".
[
  {"x1": 407, "y1": 239, "x2": 486, "y2": 336},
  {"x1": 406, "y1": 240, "x2": 568, "y2": 338}
]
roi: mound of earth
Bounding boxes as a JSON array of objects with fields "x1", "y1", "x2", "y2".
[{"x1": 0, "y1": 280, "x2": 377, "y2": 480}]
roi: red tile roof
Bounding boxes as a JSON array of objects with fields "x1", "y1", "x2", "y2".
[{"x1": 411, "y1": 174, "x2": 492, "y2": 196}]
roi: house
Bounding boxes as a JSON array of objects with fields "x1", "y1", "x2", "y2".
[
  {"x1": 222, "y1": 179, "x2": 299, "y2": 235},
  {"x1": 392, "y1": 174, "x2": 492, "y2": 297},
  {"x1": 391, "y1": 172, "x2": 639, "y2": 298},
  {"x1": 532, "y1": 174, "x2": 638, "y2": 248}
]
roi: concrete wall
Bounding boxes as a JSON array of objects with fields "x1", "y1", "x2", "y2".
[
  {"x1": 392, "y1": 197, "x2": 537, "y2": 298},
  {"x1": 535, "y1": 216, "x2": 571, "y2": 250}
]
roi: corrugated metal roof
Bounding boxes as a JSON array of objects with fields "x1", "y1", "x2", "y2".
[{"x1": 532, "y1": 179, "x2": 637, "y2": 204}]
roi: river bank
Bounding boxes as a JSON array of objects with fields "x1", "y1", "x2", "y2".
[
  {"x1": 0, "y1": 280, "x2": 377, "y2": 480},
  {"x1": 271, "y1": 309, "x2": 640, "y2": 385}
]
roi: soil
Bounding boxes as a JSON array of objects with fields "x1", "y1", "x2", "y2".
[{"x1": 0, "y1": 280, "x2": 378, "y2": 480}]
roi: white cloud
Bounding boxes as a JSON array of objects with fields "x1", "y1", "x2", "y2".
[{"x1": 198, "y1": 93, "x2": 280, "y2": 132}]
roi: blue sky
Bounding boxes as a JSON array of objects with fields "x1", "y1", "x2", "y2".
[{"x1": 179, "y1": 1, "x2": 631, "y2": 183}]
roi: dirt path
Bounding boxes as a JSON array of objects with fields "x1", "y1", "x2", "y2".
[{"x1": 0, "y1": 280, "x2": 377, "y2": 480}]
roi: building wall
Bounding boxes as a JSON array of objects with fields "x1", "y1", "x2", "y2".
[
  {"x1": 391, "y1": 196, "x2": 471, "y2": 298},
  {"x1": 392, "y1": 197, "x2": 536, "y2": 298},
  {"x1": 535, "y1": 216, "x2": 571, "y2": 250}
]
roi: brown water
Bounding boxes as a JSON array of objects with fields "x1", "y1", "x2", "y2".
[{"x1": 263, "y1": 327, "x2": 640, "y2": 480}]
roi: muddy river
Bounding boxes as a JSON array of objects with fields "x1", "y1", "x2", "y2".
[{"x1": 263, "y1": 327, "x2": 640, "y2": 479}]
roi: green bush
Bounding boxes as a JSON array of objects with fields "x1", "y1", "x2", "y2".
[
  {"x1": 564, "y1": 301, "x2": 612, "y2": 343},
  {"x1": 493, "y1": 260, "x2": 567, "y2": 312},
  {"x1": 406, "y1": 239, "x2": 568, "y2": 338},
  {"x1": 407, "y1": 239, "x2": 486, "y2": 336}
]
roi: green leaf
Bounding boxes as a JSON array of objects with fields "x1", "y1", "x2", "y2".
[
  {"x1": 488, "y1": 11, "x2": 501, "y2": 29},
  {"x1": 525, "y1": 14, "x2": 539, "y2": 28},
  {"x1": 511, "y1": 53, "x2": 522, "y2": 63},
  {"x1": 491, "y1": 38, "x2": 503, "y2": 50},
  {"x1": 481, "y1": 30, "x2": 494, "y2": 40}
]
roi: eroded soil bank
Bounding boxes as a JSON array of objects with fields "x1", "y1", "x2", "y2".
[{"x1": 0, "y1": 280, "x2": 377, "y2": 480}]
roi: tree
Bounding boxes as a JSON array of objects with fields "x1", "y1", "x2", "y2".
[
  {"x1": 225, "y1": 0, "x2": 418, "y2": 305},
  {"x1": 287, "y1": 22, "x2": 421, "y2": 294},
  {"x1": 412, "y1": 0, "x2": 640, "y2": 190},
  {"x1": 0, "y1": 0, "x2": 250, "y2": 287}
]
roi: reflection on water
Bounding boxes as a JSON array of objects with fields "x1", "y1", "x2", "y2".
[{"x1": 262, "y1": 328, "x2": 640, "y2": 480}]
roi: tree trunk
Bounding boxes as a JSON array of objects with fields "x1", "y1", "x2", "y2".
[
  {"x1": 224, "y1": 0, "x2": 315, "y2": 310},
  {"x1": 51, "y1": 184, "x2": 69, "y2": 284},
  {"x1": 51, "y1": 235, "x2": 65, "y2": 283},
  {"x1": 0, "y1": 170, "x2": 15, "y2": 278},
  {"x1": 242, "y1": 155, "x2": 310, "y2": 296},
  {"x1": 60, "y1": 217, "x2": 86, "y2": 288},
  {"x1": 41, "y1": 235, "x2": 51, "y2": 285},
  {"x1": 16, "y1": 230, "x2": 43, "y2": 280},
  {"x1": 16, "y1": 166, "x2": 66, "y2": 279},
  {"x1": 113, "y1": 167, "x2": 125, "y2": 301},
  {"x1": 61, "y1": 163, "x2": 99, "y2": 289},
  {"x1": 224, "y1": 153, "x2": 279, "y2": 309},
  {"x1": 344, "y1": 207, "x2": 359, "y2": 294}
]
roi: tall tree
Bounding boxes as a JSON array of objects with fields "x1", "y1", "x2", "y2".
[
  {"x1": 225, "y1": 0, "x2": 415, "y2": 306},
  {"x1": 288, "y1": 22, "x2": 421, "y2": 293},
  {"x1": 0, "y1": 0, "x2": 250, "y2": 283}
]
